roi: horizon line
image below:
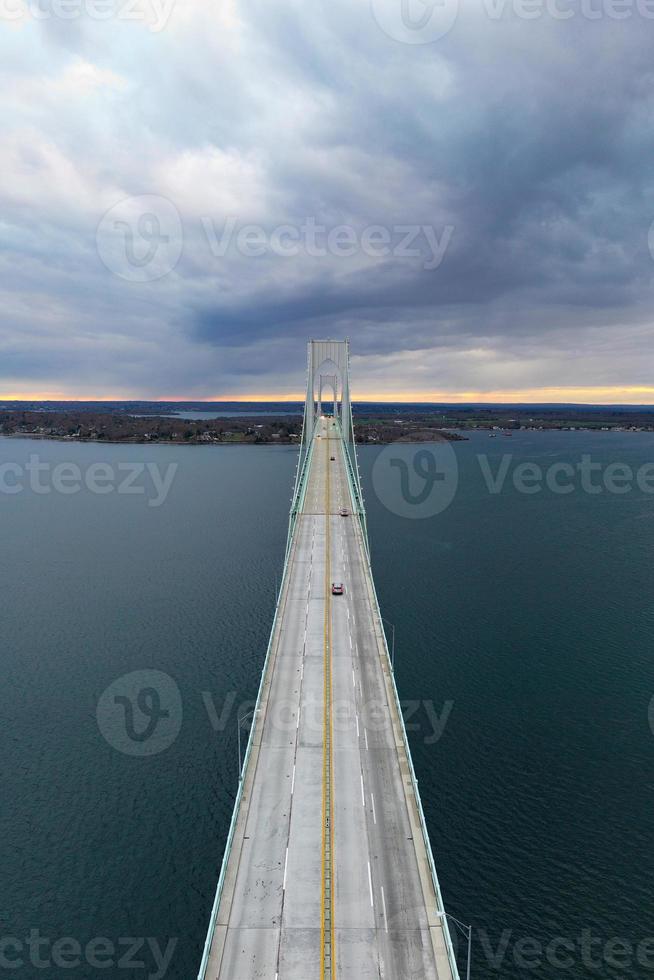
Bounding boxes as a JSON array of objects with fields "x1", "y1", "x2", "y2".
[{"x1": 2, "y1": 385, "x2": 654, "y2": 406}]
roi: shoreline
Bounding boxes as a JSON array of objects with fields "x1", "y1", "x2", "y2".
[{"x1": 2, "y1": 427, "x2": 652, "y2": 448}]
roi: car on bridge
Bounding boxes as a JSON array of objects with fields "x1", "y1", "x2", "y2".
[
  {"x1": 330, "y1": 455, "x2": 336, "y2": 461},
  {"x1": 339, "y1": 508, "x2": 349, "y2": 517},
  {"x1": 331, "y1": 582, "x2": 344, "y2": 595}
]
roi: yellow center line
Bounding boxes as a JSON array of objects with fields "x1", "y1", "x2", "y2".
[{"x1": 320, "y1": 425, "x2": 336, "y2": 980}]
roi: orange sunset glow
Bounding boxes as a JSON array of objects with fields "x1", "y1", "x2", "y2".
[{"x1": 3, "y1": 385, "x2": 654, "y2": 405}]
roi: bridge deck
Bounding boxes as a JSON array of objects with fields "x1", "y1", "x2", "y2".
[{"x1": 202, "y1": 418, "x2": 457, "y2": 979}]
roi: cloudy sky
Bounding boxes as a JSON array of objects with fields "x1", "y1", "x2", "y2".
[{"x1": 2, "y1": 0, "x2": 654, "y2": 401}]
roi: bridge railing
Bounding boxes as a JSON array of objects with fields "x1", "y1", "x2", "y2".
[{"x1": 334, "y1": 418, "x2": 369, "y2": 554}]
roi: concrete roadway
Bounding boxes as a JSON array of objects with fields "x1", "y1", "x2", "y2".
[{"x1": 203, "y1": 418, "x2": 456, "y2": 980}]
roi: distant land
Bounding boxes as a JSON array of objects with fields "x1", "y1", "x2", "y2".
[{"x1": 1, "y1": 401, "x2": 653, "y2": 445}]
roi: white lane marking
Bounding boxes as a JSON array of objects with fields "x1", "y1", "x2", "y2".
[
  {"x1": 360, "y1": 773, "x2": 365, "y2": 807},
  {"x1": 283, "y1": 847, "x2": 289, "y2": 891},
  {"x1": 364, "y1": 728, "x2": 369, "y2": 751},
  {"x1": 370, "y1": 792, "x2": 377, "y2": 824},
  {"x1": 355, "y1": 714, "x2": 360, "y2": 737},
  {"x1": 296, "y1": 708, "x2": 300, "y2": 730},
  {"x1": 352, "y1": 669, "x2": 356, "y2": 688},
  {"x1": 367, "y1": 861, "x2": 374, "y2": 907},
  {"x1": 291, "y1": 764, "x2": 296, "y2": 794},
  {"x1": 381, "y1": 886, "x2": 388, "y2": 932}
]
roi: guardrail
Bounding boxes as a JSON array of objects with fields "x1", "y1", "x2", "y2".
[{"x1": 334, "y1": 418, "x2": 369, "y2": 555}]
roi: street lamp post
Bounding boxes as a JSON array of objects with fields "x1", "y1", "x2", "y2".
[
  {"x1": 437, "y1": 911, "x2": 472, "y2": 980},
  {"x1": 381, "y1": 617, "x2": 395, "y2": 670}
]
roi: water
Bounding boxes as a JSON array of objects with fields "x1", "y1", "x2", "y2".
[{"x1": 2, "y1": 431, "x2": 654, "y2": 978}]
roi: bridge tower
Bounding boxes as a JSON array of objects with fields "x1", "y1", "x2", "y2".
[{"x1": 291, "y1": 339, "x2": 367, "y2": 551}]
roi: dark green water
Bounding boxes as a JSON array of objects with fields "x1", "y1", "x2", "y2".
[{"x1": 2, "y1": 432, "x2": 654, "y2": 978}]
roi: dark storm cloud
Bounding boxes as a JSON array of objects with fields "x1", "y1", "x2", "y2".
[
  {"x1": 1, "y1": 0, "x2": 654, "y2": 395},
  {"x1": 180, "y1": 8, "x2": 654, "y2": 374}
]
